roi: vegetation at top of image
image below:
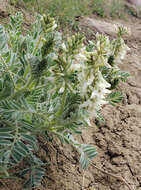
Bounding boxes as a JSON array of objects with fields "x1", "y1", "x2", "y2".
[
  {"x1": 110, "y1": 0, "x2": 125, "y2": 18},
  {"x1": 8, "y1": 0, "x2": 130, "y2": 31},
  {"x1": 0, "y1": 11, "x2": 130, "y2": 188},
  {"x1": 92, "y1": 0, "x2": 105, "y2": 17},
  {"x1": 9, "y1": 0, "x2": 91, "y2": 25},
  {"x1": 92, "y1": 0, "x2": 126, "y2": 18}
]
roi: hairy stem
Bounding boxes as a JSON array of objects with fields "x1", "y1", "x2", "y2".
[
  {"x1": 33, "y1": 34, "x2": 42, "y2": 56},
  {"x1": 56, "y1": 82, "x2": 67, "y2": 117}
]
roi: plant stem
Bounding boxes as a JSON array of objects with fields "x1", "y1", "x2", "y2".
[
  {"x1": 57, "y1": 83, "x2": 67, "y2": 117},
  {"x1": 82, "y1": 170, "x2": 85, "y2": 190},
  {"x1": 3, "y1": 168, "x2": 9, "y2": 177},
  {"x1": 33, "y1": 34, "x2": 42, "y2": 56}
]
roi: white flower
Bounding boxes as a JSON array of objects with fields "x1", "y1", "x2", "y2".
[
  {"x1": 62, "y1": 43, "x2": 67, "y2": 51},
  {"x1": 85, "y1": 118, "x2": 92, "y2": 126},
  {"x1": 91, "y1": 90, "x2": 100, "y2": 99},
  {"x1": 52, "y1": 24, "x2": 57, "y2": 30},
  {"x1": 80, "y1": 99, "x2": 91, "y2": 108},
  {"x1": 58, "y1": 81, "x2": 65, "y2": 93},
  {"x1": 70, "y1": 63, "x2": 83, "y2": 71},
  {"x1": 75, "y1": 53, "x2": 87, "y2": 63},
  {"x1": 87, "y1": 75, "x2": 95, "y2": 86},
  {"x1": 59, "y1": 86, "x2": 64, "y2": 93},
  {"x1": 81, "y1": 82, "x2": 88, "y2": 95}
]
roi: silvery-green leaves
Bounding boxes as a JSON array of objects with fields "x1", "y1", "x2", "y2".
[
  {"x1": 0, "y1": 12, "x2": 129, "y2": 188},
  {"x1": 0, "y1": 25, "x2": 8, "y2": 53},
  {"x1": 21, "y1": 166, "x2": 45, "y2": 189},
  {"x1": 0, "y1": 124, "x2": 38, "y2": 168},
  {"x1": 106, "y1": 91, "x2": 124, "y2": 106},
  {"x1": 79, "y1": 145, "x2": 97, "y2": 169},
  {"x1": 9, "y1": 12, "x2": 23, "y2": 32}
]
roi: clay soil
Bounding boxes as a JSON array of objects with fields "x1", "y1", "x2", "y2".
[{"x1": 0, "y1": 1, "x2": 141, "y2": 190}]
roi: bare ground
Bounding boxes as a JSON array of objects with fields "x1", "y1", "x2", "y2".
[{"x1": 0, "y1": 2, "x2": 141, "y2": 190}]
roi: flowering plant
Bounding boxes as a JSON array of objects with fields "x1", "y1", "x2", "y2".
[{"x1": 0, "y1": 12, "x2": 129, "y2": 188}]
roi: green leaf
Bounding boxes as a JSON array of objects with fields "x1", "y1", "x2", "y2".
[
  {"x1": 0, "y1": 140, "x2": 11, "y2": 146},
  {"x1": 0, "y1": 99, "x2": 34, "y2": 121},
  {"x1": 79, "y1": 145, "x2": 97, "y2": 169},
  {"x1": 80, "y1": 152, "x2": 90, "y2": 169},
  {"x1": 3, "y1": 150, "x2": 11, "y2": 164},
  {"x1": 106, "y1": 91, "x2": 124, "y2": 106},
  {"x1": 16, "y1": 141, "x2": 29, "y2": 155},
  {"x1": 21, "y1": 134, "x2": 38, "y2": 151},
  {"x1": 12, "y1": 150, "x2": 23, "y2": 163},
  {"x1": 0, "y1": 25, "x2": 7, "y2": 51},
  {"x1": 27, "y1": 87, "x2": 43, "y2": 104},
  {"x1": 23, "y1": 175, "x2": 33, "y2": 189},
  {"x1": 19, "y1": 168, "x2": 30, "y2": 177},
  {"x1": 96, "y1": 111, "x2": 105, "y2": 122},
  {"x1": 13, "y1": 144, "x2": 27, "y2": 157},
  {"x1": 19, "y1": 120, "x2": 34, "y2": 132},
  {"x1": 0, "y1": 127, "x2": 14, "y2": 133},
  {"x1": 23, "y1": 167, "x2": 45, "y2": 189},
  {"x1": 0, "y1": 133, "x2": 14, "y2": 139}
]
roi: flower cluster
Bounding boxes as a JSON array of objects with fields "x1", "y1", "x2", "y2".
[
  {"x1": 111, "y1": 25, "x2": 130, "y2": 65},
  {"x1": 45, "y1": 24, "x2": 130, "y2": 127},
  {"x1": 54, "y1": 26, "x2": 129, "y2": 125},
  {"x1": 75, "y1": 35, "x2": 112, "y2": 125}
]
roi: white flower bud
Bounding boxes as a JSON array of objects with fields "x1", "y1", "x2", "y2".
[
  {"x1": 52, "y1": 24, "x2": 57, "y2": 30},
  {"x1": 59, "y1": 87, "x2": 65, "y2": 93}
]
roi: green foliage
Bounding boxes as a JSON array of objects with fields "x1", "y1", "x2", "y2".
[
  {"x1": 79, "y1": 145, "x2": 97, "y2": 169},
  {"x1": 101, "y1": 66, "x2": 130, "y2": 89},
  {"x1": 0, "y1": 12, "x2": 129, "y2": 188},
  {"x1": 92, "y1": 0, "x2": 125, "y2": 18},
  {"x1": 110, "y1": 0, "x2": 125, "y2": 18},
  {"x1": 22, "y1": 0, "x2": 91, "y2": 30},
  {"x1": 9, "y1": 0, "x2": 129, "y2": 33},
  {"x1": 9, "y1": 0, "x2": 18, "y2": 6},
  {"x1": 92, "y1": 0, "x2": 105, "y2": 17},
  {"x1": 44, "y1": 0, "x2": 91, "y2": 22},
  {"x1": 106, "y1": 91, "x2": 124, "y2": 106},
  {"x1": 9, "y1": 0, "x2": 24, "y2": 6}
]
